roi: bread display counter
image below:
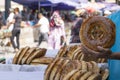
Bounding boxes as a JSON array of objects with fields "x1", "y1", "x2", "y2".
[{"x1": 0, "y1": 45, "x2": 108, "y2": 80}]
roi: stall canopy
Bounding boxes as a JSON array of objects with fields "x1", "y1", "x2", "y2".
[{"x1": 12, "y1": 0, "x2": 81, "y2": 10}]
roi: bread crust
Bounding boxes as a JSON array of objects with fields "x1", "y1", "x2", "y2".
[
  {"x1": 54, "y1": 59, "x2": 70, "y2": 80},
  {"x1": 79, "y1": 71, "x2": 92, "y2": 80},
  {"x1": 101, "y1": 69, "x2": 109, "y2": 80},
  {"x1": 12, "y1": 48, "x2": 24, "y2": 64},
  {"x1": 70, "y1": 70, "x2": 87, "y2": 80},
  {"x1": 49, "y1": 58, "x2": 64, "y2": 80},
  {"x1": 87, "y1": 73, "x2": 102, "y2": 80},
  {"x1": 44, "y1": 58, "x2": 60, "y2": 80},
  {"x1": 17, "y1": 47, "x2": 30, "y2": 64},
  {"x1": 26, "y1": 48, "x2": 46, "y2": 64},
  {"x1": 80, "y1": 16, "x2": 115, "y2": 51},
  {"x1": 21, "y1": 47, "x2": 36, "y2": 64},
  {"x1": 62, "y1": 69, "x2": 78, "y2": 80},
  {"x1": 31, "y1": 57, "x2": 54, "y2": 65}
]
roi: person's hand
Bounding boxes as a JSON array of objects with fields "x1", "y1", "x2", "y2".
[{"x1": 81, "y1": 44, "x2": 112, "y2": 59}]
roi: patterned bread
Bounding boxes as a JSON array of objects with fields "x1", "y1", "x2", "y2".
[{"x1": 80, "y1": 16, "x2": 115, "y2": 51}]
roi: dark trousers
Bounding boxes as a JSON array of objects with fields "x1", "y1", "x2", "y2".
[
  {"x1": 10, "y1": 29, "x2": 20, "y2": 49},
  {"x1": 38, "y1": 32, "x2": 48, "y2": 45}
]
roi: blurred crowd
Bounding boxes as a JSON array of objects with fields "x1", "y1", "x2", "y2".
[{"x1": 0, "y1": 5, "x2": 115, "y2": 51}]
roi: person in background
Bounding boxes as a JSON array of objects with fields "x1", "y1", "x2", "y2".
[
  {"x1": 0, "y1": 11, "x2": 4, "y2": 29},
  {"x1": 21, "y1": 6, "x2": 28, "y2": 21},
  {"x1": 32, "y1": 10, "x2": 40, "y2": 42},
  {"x1": 48, "y1": 11, "x2": 66, "y2": 49},
  {"x1": 6, "y1": 8, "x2": 14, "y2": 31},
  {"x1": 81, "y1": 10, "x2": 120, "y2": 80},
  {"x1": 10, "y1": 7, "x2": 22, "y2": 52},
  {"x1": 70, "y1": 9, "x2": 88, "y2": 43},
  {"x1": 33, "y1": 13, "x2": 49, "y2": 48},
  {"x1": 28, "y1": 10, "x2": 39, "y2": 42}
]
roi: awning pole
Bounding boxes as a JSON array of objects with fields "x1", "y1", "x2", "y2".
[
  {"x1": 5, "y1": 0, "x2": 11, "y2": 19},
  {"x1": 38, "y1": 0, "x2": 40, "y2": 12}
]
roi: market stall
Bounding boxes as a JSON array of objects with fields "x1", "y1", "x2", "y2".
[
  {"x1": 0, "y1": 46, "x2": 108, "y2": 80},
  {"x1": 0, "y1": 16, "x2": 115, "y2": 80}
]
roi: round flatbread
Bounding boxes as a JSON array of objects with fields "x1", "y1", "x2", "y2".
[
  {"x1": 49, "y1": 58, "x2": 64, "y2": 80},
  {"x1": 54, "y1": 59, "x2": 70, "y2": 80},
  {"x1": 44, "y1": 58, "x2": 60, "y2": 80},
  {"x1": 60, "y1": 60, "x2": 78, "y2": 80},
  {"x1": 80, "y1": 16, "x2": 115, "y2": 51}
]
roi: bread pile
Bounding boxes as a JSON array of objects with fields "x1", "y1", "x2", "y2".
[
  {"x1": 56, "y1": 45, "x2": 107, "y2": 63},
  {"x1": 12, "y1": 45, "x2": 109, "y2": 80},
  {"x1": 44, "y1": 58, "x2": 109, "y2": 80},
  {"x1": 12, "y1": 46, "x2": 54, "y2": 65}
]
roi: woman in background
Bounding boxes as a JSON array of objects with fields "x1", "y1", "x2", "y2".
[
  {"x1": 10, "y1": 7, "x2": 22, "y2": 52},
  {"x1": 48, "y1": 11, "x2": 66, "y2": 49}
]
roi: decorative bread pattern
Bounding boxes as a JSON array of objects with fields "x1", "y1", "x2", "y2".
[{"x1": 80, "y1": 16, "x2": 115, "y2": 51}]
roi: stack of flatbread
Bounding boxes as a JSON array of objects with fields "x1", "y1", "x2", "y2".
[
  {"x1": 44, "y1": 58, "x2": 109, "y2": 80},
  {"x1": 12, "y1": 46, "x2": 54, "y2": 65},
  {"x1": 56, "y1": 45, "x2": 107, "y2": 63}
]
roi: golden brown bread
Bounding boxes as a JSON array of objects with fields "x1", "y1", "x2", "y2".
[
  {"x1": 90, "y1": 61, "x2": 100, "y2": 73},
  {"x1": 17, "y1": 47, "x2": 30, "y2": 64},
  {"x1": 101, "y1": 69, "x2": 109, "y2": 80},
  {"x1": 80, "y1": 53, "x2": 85, "y2": 60},
  {"x1": 49, "y1": 58, "x2": 64, "y2": 80},
  {"x1": 80, "y1": 16, "x2": 115, "y2": 51},
  {"x1": 70, "y1": 70, "x2": 87, "y2": 80},
  {"x1": 44, "y1": 58, "x2": 60, "y2": 80},
  {"x1": 56, "y1": 46, "x2": 68, "y2": 58},
  {"x1": 78, "y1": 52, "x2": 83, "y2": 60},
  {"x1": 54, "y1": 59, "x2": 70, "y2": 80},
  {"x1": 12, "y1": 48, "x2": 24, "y2": 64},
  {"x1": 26, "y1": 48, "x2": 46, "y2": 64},
  {"x1": 73, "y1": 60, "x2": 82, "y2": 70},
  {"x1": 72, "y1": 47, "x2": 82, "y2": 60},
  {"x1": 60, "y1": 60, "x2": 79, "y2": 80},
  {"x1": 87, "y1": 73, "x2": 102, "y2": 80},
  {"x1": 79, "y1": 71, "x2": 93, "y2": 80},
  {"x1": 31, "y1": 57, "x2": 54, "y2": 65},
  {"x1": 86, "y1": 62, "x2": 93, "y2": 71},
  {"x1": 62, "y1": 69, "x2": 78, "y2": 80},
  {"x1": 67, "y1": 45, "x2": 79, "y2": 59},
  {"x1": 81, "y1": 61, "x2": 87, "y2": 71},
  {"x1": 21, "y1": 47, "x2": 36, "y2": 64},
  {"x1": 29, "y1": 62, "x2": 41, "y2": 65}
]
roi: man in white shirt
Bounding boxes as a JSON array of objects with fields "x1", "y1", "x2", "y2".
[
  {"x1": 33, "y1": 13, "x2": 49, "y2": 48},
  {"x1": 7, "y1": 8, "x2": 14, "y2": 31}
]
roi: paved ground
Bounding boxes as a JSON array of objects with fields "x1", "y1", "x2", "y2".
[
  {"x1": 0, "y1": 26, "x2": 71, "y2": 59},
  {"x1": 0, "y1": 27, "x2": 38, "y2": 59}
]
